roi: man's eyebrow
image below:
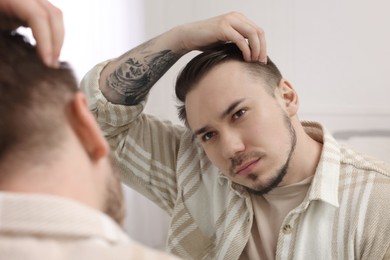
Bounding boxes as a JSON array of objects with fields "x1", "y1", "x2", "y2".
[
  {"x1": 193, "y1": 98, "x2": 246, "y2": 137},
  {"x1": 193, "y1": 126, "x2": 209, "y2": 137},
  {"x1": 220, "y1": 98, "x2": 246, "y2": 120}
]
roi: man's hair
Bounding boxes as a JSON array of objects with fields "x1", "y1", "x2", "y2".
[
  {"x1": 0, "y1": 31, "x2": 78, "y2": 164},
  {"x1": 175, "y1": 43, "x2": 283, "y2": 125}
]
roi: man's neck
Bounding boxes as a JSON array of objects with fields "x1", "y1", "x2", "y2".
[
  {"x1": 282, "y1": 124, "x2": 323, "y2": 186},
  {"x1": 0, "y1": 144, "x2": 99, "y2": 209}
]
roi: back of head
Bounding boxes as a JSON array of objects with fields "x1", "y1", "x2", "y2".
[
  {"x1": 175, "y1": 43, "x2": 283, "y2": 124},
  {"x1": 0, "y1": 31, "x2": 78, "y2": 168}
]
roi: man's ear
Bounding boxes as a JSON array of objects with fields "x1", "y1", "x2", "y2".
[
  {"x1": 67, "y1": 92, "x2": 109, "y2": 161},
  {"x1": 276, "y1": 79, "x2": 299, "y2": 117}
]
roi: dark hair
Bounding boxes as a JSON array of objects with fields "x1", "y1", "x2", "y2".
[
  {"x1": 0, "y1": 31, "x2": 78, "y2": 163},
  {"x1": 175, "y1": 43, "x2": 283, "y2": 125}
]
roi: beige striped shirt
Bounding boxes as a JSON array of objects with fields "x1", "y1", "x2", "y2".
[
  {"x1": 81, "y1": 61, "x2": 390, "y2": 260},
  {"x1": 0, "y1": 192, "x2": 180, "y2": 260}
]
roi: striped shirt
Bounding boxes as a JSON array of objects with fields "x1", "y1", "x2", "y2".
[
  {"x1": 0, "y1": 192, "x2": 180, "y2": 260},
  {"x1": 81, "y1": 61, "x2": 390, "y2": 260}
]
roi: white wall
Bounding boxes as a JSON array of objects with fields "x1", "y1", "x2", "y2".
[{"x1": 50, "y1": 0, "x2": 144, "y2": 80}]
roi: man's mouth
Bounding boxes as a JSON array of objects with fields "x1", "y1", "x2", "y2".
[{"x1": 234, "y1": 158, "x2": 261, "y2": 177}]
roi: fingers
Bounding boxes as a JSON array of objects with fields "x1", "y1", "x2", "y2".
[
  {"x1": 0, "y1": 0, "x2": 64, "y2": 67},
  {"x1": 258, "y1": 29, "x2": 267, "y2": 63},
  {"x1": 225, "y1": 12, "x2": 267, "y2": 63},
  {"x1": 35, "y1": 0, "x2": 64, "y2": 67},
  {"x1": 174, "y1": 11, "x2": 267, "y2": 63}
]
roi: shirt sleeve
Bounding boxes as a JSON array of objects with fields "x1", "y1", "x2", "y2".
[{"x1": 80, "y1": 61, "x2": 189, "y2": 215}]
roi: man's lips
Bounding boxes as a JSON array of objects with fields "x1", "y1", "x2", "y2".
[{"x1": 234, "y1": 158, "x2": 261, "y2": 177}]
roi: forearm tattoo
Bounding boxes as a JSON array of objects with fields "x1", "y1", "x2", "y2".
[{"x1": 106, "y1": 48, "x2": 181, "y2": 105}]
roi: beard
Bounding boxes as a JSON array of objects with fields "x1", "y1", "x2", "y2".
[
  {"x1": 103, "y1": 156, "x2": 125, "y2": 226},
  {"x1": 230, "y1": 113, "x2": 297, "y2": 196}
]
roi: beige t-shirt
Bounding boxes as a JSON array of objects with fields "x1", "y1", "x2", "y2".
[{"x1": 240, "y1": 176, "x2": 313, "y2": 260}]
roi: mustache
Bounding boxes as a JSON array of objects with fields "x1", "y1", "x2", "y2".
[{"x1": 230, "y1": 151, "x2": 263, "y2": 175}]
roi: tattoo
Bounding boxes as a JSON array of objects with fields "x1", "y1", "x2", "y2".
[{"x1": 106, "y1": 47, "x2": 181, "y2": 105}]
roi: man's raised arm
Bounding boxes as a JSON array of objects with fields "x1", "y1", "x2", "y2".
[{"x1": 99, "y1": 11, "x2": 267, "y2": 105}]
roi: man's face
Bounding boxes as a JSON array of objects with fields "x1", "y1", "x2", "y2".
[{"x1": 186, "y1": 61, "x2": 296, "y2": 195}]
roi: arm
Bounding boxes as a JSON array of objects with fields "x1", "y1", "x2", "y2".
[
  {"x1": 0, "y1": 0, "x2": 64, "y2": 67},
  {"x1": 99, "y1": 11, "x2": 267, "y2": 105}
]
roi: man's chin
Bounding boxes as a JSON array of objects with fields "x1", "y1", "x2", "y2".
[{"x1": 246, "y1": 169, "x2": 288, "y2": 196}]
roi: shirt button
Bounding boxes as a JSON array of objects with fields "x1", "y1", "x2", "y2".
[{"x1": 282, "y1": 224, "x2": 292, "y2": 234}]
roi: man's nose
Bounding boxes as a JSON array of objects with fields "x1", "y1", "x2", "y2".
[{"x1": 220, "y1": 131, "x2": 245, "y2": 159}]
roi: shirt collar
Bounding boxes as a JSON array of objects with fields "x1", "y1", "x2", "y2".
[
  {"x1": 303, "y1": 121, "x2": 340, "y2": 208},
  {"x1": 0, "y1": 192, "x2": 129, "y2": 243}
]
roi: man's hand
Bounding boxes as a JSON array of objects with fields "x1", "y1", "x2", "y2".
[
  {"x1": 174, "y1": 12, "x2": 267, "y2": 63},
  {"x1": 0, "y1": 0, "x2": 64, "y2": 67}
]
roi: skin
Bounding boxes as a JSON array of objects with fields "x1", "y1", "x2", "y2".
[{"x1": 186, "y1": 60, "x2": 321, "y2": 194}]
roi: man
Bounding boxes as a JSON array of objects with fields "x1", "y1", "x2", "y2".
[
  {"x1": 81, "y1": 12, "x2": 390, "y2": 260},
  {"x1": 0, "y1": 7, "x2": 179, "y2": 260},
  {"x1": 175, "y1": 43, "x2": 390, "y2": 259}
]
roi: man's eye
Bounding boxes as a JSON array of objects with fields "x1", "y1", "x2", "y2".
[
  {"x1": 232, "y1": 109, "x2": 247, "y2": 120},
  {"x1": 202, "y1": 132, "x2": 216, "y2": 142}
]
